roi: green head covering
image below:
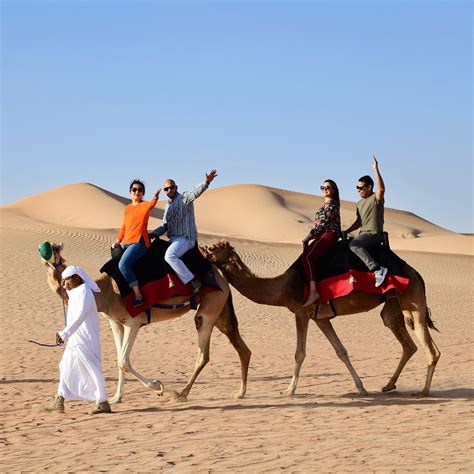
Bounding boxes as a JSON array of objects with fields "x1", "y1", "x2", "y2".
[{"x1": 39, "y1": 241, "x2": 53, "y2": 262}]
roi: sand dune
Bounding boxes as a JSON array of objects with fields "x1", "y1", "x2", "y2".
[
  {"x1": 1, "y1": 182, "x2": 472, "y2": 255},
  {"x1": 0, "y1": 221, "x2": 472, "y2": 471},
  {"x1": 1, "y1": 182, "x2": 473, "y2": 471},
  {"x1": 0, "y1": 182, "x2": 164, "y2": 230}
]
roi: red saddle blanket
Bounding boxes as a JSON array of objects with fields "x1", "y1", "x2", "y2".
[
  {"x1": 293, "y1": 240, "x2": 410, "y2": 303},
  {"x1": 100, "y1": 239, "x2": 221, "y2": 317}
]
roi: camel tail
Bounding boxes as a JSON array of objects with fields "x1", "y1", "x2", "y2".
[
  {"x1": 426, "y1": 307, "x2": 439, "y2": 333},
  {"x1": 416, "y1": 269, "x2": 440, "y2": 333}
]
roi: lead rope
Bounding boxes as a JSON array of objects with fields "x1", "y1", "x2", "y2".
[{"x1": 29, "y1": 262, "x2": 67, "y2": 348}]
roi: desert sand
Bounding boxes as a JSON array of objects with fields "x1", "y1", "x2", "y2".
[{"x1": 1, "y1": 183, "x2": 473, "y2": 471}]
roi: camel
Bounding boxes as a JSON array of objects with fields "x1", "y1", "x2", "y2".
[
  {"x1": 41, "y1": 243, "x2": 251, "y2": 403},
  {"x1": 203, "y1": 240, "x2": 441, "y2": 396}
]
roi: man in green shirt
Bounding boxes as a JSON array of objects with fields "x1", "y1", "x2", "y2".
[{"x1": 344, "y1": 156, "x2": 388, "y2": 287}]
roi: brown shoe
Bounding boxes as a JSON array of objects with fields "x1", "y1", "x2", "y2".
[
  {"x1": 89, "y1": 400, "x2": 112, "y2": 415},
  {"x1": 42, "y1": 394, "x2": 65, "y2": 413}
]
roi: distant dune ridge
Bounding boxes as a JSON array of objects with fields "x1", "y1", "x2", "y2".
[{"x1": 0, "y1": 182, "x2": 472, "y2": 255}]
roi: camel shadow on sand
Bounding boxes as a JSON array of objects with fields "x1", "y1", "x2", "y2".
[{"x1": 119, "y1": 387, "x2": 473, "y2": 414}]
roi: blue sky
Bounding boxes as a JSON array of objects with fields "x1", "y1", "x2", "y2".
[{"x1": 1, "y1": 0, "x2": 472, "y2": 232}]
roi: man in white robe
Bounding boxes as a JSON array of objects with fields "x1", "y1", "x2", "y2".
[{"x1": 43, "y1": 266, "x2": 111, "y2": 415}]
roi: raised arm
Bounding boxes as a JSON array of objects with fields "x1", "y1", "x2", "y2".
[
  {"x1": 152, "y1": 188, "x2": 161, "y2": 201},
  {"x1": 372, "y1": 155, "x2": 385, "y2": 201},
  {"x1": 182, "y1": 169, "x2": 218, "y2": 204}
]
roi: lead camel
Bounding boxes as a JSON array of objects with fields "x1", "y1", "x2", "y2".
[{"x1": 42, "y1": 243, "x2": 251, "y2": 403}]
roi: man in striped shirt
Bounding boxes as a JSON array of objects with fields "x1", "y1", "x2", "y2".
[{"x1": 151, "y1": 169, "x2": 218, "y2": 295}]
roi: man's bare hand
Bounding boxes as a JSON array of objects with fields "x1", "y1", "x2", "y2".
[
  {"x1": 205, "y1": 169, "x2": 218, "y2": 184},
  {"x1": 56, "y1": 333, "x2": 64, "y2": 346}
]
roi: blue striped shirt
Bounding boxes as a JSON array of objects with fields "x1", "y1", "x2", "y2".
[{"x1": 151, "y1": 181, "x2": 209, "y2": 242}]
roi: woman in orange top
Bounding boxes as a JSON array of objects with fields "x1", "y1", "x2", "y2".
[{"x1": 113, "y1": 180, "x2": 160, "y2": 307}]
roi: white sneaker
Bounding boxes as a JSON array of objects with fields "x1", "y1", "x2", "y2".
[{"x1": 374, "y1": 267, "x2": 388, "y2": 287}]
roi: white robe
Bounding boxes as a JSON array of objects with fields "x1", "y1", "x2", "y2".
[{"x1": 57, "y1": 284, "x2": 108, "y2": 403}]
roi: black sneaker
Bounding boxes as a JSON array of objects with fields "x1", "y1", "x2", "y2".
[
  {"x1": 190, "y1": 279, "x2": 202, "y2": 297},
  {"x1": 133, "y1": 298, "x2": 144, "y2": 307}
]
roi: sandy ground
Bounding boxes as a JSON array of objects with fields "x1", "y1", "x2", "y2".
[{"x1": 1, "y1": 184, "x2": 473, "y2": 471}]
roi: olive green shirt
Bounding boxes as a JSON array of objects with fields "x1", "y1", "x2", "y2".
[{"x1": 357, "y1": 193, "x2": 384, "y2": 235}]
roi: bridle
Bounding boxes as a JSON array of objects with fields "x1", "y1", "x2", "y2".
[
  {"x1": 202, "y1": 245, "x2": 236, "y2": 270},
  {"x1": 29, "y1": 251, "x2": 68, "y2": 348}
]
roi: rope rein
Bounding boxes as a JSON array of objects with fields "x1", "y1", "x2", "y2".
[{"x1": 29, "y1": 260, "x2": 67, "y2": 348}]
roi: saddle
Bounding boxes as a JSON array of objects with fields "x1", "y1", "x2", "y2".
[
  {"x1": 293, "y1": 236, "x2": 410, "y2": 303},
  {"x1": 100, "y1": 238, "x2": 220, "y2": 317}
]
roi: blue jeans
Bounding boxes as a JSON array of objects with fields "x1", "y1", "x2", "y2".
[
  {"x1": 118, "y1": 241, "x2": 148, "y2": 287},
  {"x1": 164, "y1": 236, "x2": 196, "y2": 284}
]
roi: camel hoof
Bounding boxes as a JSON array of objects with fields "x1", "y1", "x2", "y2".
[
  {"x1": 109, "y1": 396, "x2": 122, "y2": 405},
  {"x1": 356, "y1": 388, "x2": 369, "y2": 397},
  {"x1": 148, "y1": 380, "x2": 165, "y2": 397},
  {"x1": 233, "y1": 392, "x2": 246, "y2": 400},
  {"x1": 382, "y1": 383, "x2": 396, "y2": 392},
  {"x1": 166, "y1": 390, "x2": 180, "y2": 401},
  {"x1": 177, "y1": 393, "x2": 188, "y2": 402},
  {"x1": 412, "y1": 390, "x2": 430, "y2": 398}
]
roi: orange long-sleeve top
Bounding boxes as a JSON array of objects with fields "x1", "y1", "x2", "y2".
[{"x1": 117, "y1": 199, "x2": 157, "y2": 247}]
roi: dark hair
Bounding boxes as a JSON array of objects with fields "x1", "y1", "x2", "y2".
[
  {"x1": 358, "y1": 175, "x2": 374, "y2": 189},
  {"x1": 129, "y1": 179, "x2": 146, "y2": 195},
  {"x1": 324, "y1": 179, "x2": 340, "y2": 207}
]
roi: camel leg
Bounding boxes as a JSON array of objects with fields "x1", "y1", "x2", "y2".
[
  {"x1": 402, "y1": 309, "x2": 440, "y2": 396},
  {"x1": 380, "y1": 299, "x2": 417, "y2": 392},
  {"x1": 178, "y1": 313, "x2": 214, "y2": 401},
  {"x1": 315, "y1": 319, "x2": 368, "y2": 396},
  {"x1": 214, "y1": 295, "x2": 251, "y2": 399},
  {"x1": 285, "y1": 315, "x2": 309, "y2": 396},
  {"x1": 108, "y1": 318, "x2": 126, "y2": 404},
  {"x1": 119, "y1": 318, "x2": 164, "y2": 395}
]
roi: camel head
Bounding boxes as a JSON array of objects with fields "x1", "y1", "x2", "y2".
[
  {"x1": 39, "y1": 241, "x2": 66, "y2": 271},
  {"x1": 201, "y1": 240, "x2": 240, "y2": 269},
  {"x1": 39, "y1": 241, "x2": 69, "y2": 300}
]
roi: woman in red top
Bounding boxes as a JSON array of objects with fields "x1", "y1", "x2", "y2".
[
  {"x1": 301, "y1": 179, "x2": 341, "y2": 306},
  {"x1": 113, "y1": 180, "x2": 160, "y2": 307}
]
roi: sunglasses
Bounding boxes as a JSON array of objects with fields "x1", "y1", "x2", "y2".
[
  {"x1": 356, "y1": 185, "x2": 366, "y2": 191},
  {"x1": 131, "y1": 187, "x2": 143, "y2": 193},
  {"x1": 320, "y1": 185, "x2": 333, "y2": 191},
  {"x1": 164, "y1": 185, "x2": 176, "y2": 192}
]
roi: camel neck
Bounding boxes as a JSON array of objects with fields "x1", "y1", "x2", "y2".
[{"x1": 221, "y1": 257, "x2": 286, "y2": 307}]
